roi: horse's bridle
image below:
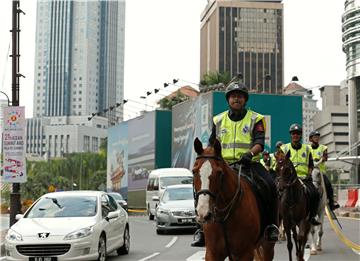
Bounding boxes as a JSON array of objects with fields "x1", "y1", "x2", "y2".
[
  {"x1": 193, "y1": 155, "x2": 242, "y2": 223},
  {"x1": 278, "y1": 161, "x2": 299, "y2": 189},
  {"x1": 194, "y1": 155, "x2": 223, "y2": 202}
]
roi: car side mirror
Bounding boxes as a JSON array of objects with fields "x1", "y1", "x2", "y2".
[
  {"x1": 15, "y1": 214, "x2": 23, "y2": 220},
  {"x1": 105, "y1": 211, "x2": 118, "y2": 222},
  {"x1": 152, "y1": 196, "x2": 159, "y2": 202}
]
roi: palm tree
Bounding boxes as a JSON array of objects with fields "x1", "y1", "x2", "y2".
[{"x1": 200, "y1": 71, "x2": 231, "y2": 86}]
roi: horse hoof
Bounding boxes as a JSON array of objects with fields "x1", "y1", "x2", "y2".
[
  {"x1": 310, "y1": 249, "x2": 317, "y2": 255},
  {"x1": 316, "y1": 246, "x2": 322, "y2": 251}
]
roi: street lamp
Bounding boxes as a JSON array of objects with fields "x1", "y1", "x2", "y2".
[
  {"x1": 0, "y1": 91, "x2": 11, "y2": 106},
  {"x1": 250, "y1": 74, "x2": 272, "y2": 93}
]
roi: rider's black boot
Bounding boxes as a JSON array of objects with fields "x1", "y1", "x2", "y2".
[
  {"x1": 264, "y1": 224, "x2": 279, "y2": 242},
  {"x1": 310, "y1": 216, "x2": 321, "y2": 226},
  {"x1": 191, "y1": 229, "x2": 205, "y2": 247}
]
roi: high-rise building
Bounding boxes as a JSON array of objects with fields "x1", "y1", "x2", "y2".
[
  {"x1": 283, "y1": 81, "x2": 319, "y2": 144},
  {"x1": 313, "y1": 85, "x2": 351, "y2": 179},
  {"x1": 200, "y1": 0, "x2": 283, "y2": 93},
  {"x1": 33, "y1": 0, "x2": 125, "y2": 124},
  {"x1": 342, "y1": 0, "x2": 360, "y2": 183}
]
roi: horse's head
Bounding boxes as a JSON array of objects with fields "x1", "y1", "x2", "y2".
[
  {"x1": 275, "y1": 150, "x2": 297, "y2": 192},
  {"x1": 192, "y1": 137, "x2": 224, "y2": 223}
]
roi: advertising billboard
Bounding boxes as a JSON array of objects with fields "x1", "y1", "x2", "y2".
[
  {"x1": 107, "y1": 122, "x2": 128, "y2": 198},
  {"x1": 172, "y1": 93, "x2": 213, "y2": 169}
]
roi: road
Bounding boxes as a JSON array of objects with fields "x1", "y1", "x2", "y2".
[
  {"x1": 106, "y1": 215, "x2": 359, "y2": 261},
  {"x1": 0, "y1": 214, "x2": 9, "y2": 231}
]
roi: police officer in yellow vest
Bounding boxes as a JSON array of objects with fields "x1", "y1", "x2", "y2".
[
  {"x1": 260, "y1": 150, "x2": 271, "y2": 171},
  {"x1": 309, "y1": 130, "x2": 340, "y2": 211},
  {"x1": 270, "y1": 141, "x2": 283, "y2": 172},
  {"x1": 191, "y1": 81, "x2": 279, "y2": 247},
  {"x1": 280, "y1": 123, "x2": 321, "y2": 226}
]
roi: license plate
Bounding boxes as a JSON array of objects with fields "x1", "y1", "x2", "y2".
[
  {"x1": 180, "y1": 218, "x2": 193, "y2": 223},
  {"x1": 29, "y1": 257, "x2": 57, "y2": 261}
]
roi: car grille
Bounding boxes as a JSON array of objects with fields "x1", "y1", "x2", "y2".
[
  {"x1": 171, "y1": 210, "x2": 195, "y2": 217},
  {"x1": 16, "y1": 244, "x2": 71, "y2": 256}
]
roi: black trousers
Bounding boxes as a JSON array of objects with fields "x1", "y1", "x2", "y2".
[
  {"x1": 303, "y1": 178, "x2": 320, "y2": 219},
  {"x1": 322, "y1": 174, "x2": 335, "y2": 205}
]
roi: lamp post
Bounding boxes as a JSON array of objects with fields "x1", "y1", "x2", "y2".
[{"x1": 9, "y1": 0, "x2": 25, "y2": 227}]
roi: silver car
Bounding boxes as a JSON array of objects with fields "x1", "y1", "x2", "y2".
[{"x1": 155, "y1": 184, "x2": 197, "y2": 234}]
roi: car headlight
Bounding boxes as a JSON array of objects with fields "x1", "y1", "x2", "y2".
[
  {"x1": 6, "y1": 229, "x2": 23, "y2": 242},
  {"x1": 64, "y1": 226, "x2": 93, "y2": 240},
  {"x1": 157, "y1": 208, "x2": 170, "y2": 215}
]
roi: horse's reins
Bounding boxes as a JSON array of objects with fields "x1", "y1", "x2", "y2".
[{"x1": 194, "y1": 155, "x2": 243, "y2": 261}]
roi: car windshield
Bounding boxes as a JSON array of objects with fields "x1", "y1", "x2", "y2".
[
  {"x1": 160, "y1": 176, "x2": 193, "y2": 188},
  {"x1": 25, "y1": 196, "x2": 97, "y2": 218},
  {"x1": 162, "y1": 187, "x2": 193, "y2": 202},
  {"x1": 109, "y1": 193, "x2": 124, "y2": 200}
]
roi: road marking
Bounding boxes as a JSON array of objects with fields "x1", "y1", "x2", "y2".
[
  {"x1": 165, "y1": 236, "x2": 178, "y2": 248},
  {"x1": 186, "y1": 250, "x2": 205, "y2": 260},
  {"x1": 0, "y1": 257, "x2": 7, "y2": 260},
  {"x1": 352, "y1": 248, "x2": 360, "y2": 255},
  {"x1": 138, "y1": 252, "x2": 160, "y2": 261},
  {"x1": 304, "y1": 248, "x2": 310, "y2": 261}
]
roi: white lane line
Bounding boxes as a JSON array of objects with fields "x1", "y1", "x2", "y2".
[
  {"x1": 352, "y1": 248, "x2": 360, "y2": 255},
  {"x1": 0, "y1": 257, "x2": 7, "y2": 260},
  {"x1": 165, "y1": 236, "x2": 178, "y2": 248},
  {"x1": 186, "y1": 250, "x2": 206, "y2": 260},
  {"x1": 304, "y1": 248, "x2": 310, "y2": 261},
  {"x1": 138, "y1": 252, "x2": 160, "y2": 261}
]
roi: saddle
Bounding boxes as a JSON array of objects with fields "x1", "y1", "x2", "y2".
[{"x1": 232, "y1": 162, "x2": 274, "y2": 237}]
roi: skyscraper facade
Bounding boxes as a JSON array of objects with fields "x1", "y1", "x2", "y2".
[
  {"x1": 200, "y1": 0, "x2": 283, "y2": 93},
  {"x1": 33, "y1": 0, "x2": 125, "y2": 124},
  {"x1": 342, "y1": 0, "x2": 360, "y2": 183}
]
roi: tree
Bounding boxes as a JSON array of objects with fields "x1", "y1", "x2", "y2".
[
  {"x1": 158, "y1": 90, "x2": 189, "y2": 110},
  {"x1": 200, "y1": 71, "x2": 231, "y2": 86}
]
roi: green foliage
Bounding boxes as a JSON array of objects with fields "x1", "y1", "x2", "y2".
[
  {"x1": 158, "y1": 90, "x2": 189, "y2": 110},
  {"x1": 21, "y1": 152, "x2": 107, "y2": 201},
  {"x1": 200, "y1": 71, "x2": 231, "y2": 86}
]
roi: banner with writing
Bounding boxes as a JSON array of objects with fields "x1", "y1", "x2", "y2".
[{"x1": 2, "y1": 106, "x2": 27, "y2": 183}]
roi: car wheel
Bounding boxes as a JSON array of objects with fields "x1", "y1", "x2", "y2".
[
  {"x1": 147, "y1": 205, "x2": 154, "y2": 220},
  {"x1": 97, "y1": 235, "x2": 106, "y2": 261},
  {"x1": 156, "y1": 229, "x2": 165, "y2": 235},
  {"x1": 117, "y1": 226, "x2": 130, "y2": 255}
]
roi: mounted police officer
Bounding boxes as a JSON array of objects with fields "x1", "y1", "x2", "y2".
[
  {"x1": 309, "y1": 130, "x2": 340, "y2": 211},
  {"x1": 191, "y1": 80, "x2": 279, "y2": 247},
  {"x1": 260, "y1": 150, "x2": 271, "y2": 171},
  {"x1": 280, "y1": 124, "x2": 321, "y2": 226}
]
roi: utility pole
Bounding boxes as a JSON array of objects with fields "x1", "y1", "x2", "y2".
[{"x1": 9, "y1": 0, "x2": 25, "y2": 227}]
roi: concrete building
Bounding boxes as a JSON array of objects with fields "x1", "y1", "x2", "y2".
[
  {"x1": 342, "y1": 0, "x2": 360, "y2": 183},
  {"x1": 26, "y1": 116, "x2": 107, "y2": 159},
  {"x1": 33, "y1": 0, "x2": 125, "y2": 124},
  {"x1": 313, "y1": 85, "x2": 351, "y2": 174},
  {"x1": 283, "y1": 82, "x2": 319, "y2": 143},
  {"x1": 200, "y1": 0, "x2": 283, "y2": 93}
]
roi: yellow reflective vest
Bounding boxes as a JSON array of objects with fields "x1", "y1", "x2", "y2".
[
  {"x1": 309, "y1": 144, "x2": 327, "y2": 174},
  {"x1": 269, "y1": 153, "x2": 277, "y2": 171},
  {"x1": 280, "y1": 143, "x2": 311, "y2": 178},
  {"x1": 213, "y1": 109, "x2": 265, "y2": 164}
]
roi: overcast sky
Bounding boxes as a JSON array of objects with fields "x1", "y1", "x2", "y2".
[{"x1": 0, "y1": 0, "x2": 346, "y2": 118}]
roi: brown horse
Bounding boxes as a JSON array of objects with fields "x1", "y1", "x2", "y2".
[
  {"x1": 192, "y1": 138, "x2": 275, "y2": 261},
  {"x1": 275, "y1": 152, "x2": 311, "y2": 261}
]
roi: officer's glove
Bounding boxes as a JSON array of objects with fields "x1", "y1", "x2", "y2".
[
  {"x1": 304, "y1": 175, "x2": 312, "y2": 182},
  {"x1": 239, "y1": 151, "x2": 253, "y2": 167}
]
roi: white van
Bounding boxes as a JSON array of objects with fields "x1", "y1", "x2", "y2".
[{"x1": 146, "y1": 168, "x2": 193, "y2": 220}]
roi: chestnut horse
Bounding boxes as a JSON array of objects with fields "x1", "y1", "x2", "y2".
[
  {"x1": 276, "y1": 152, "x2": 311, "y2": 261},
  {"x1": 192, "y1": 138, "x2": 275, "y2": 261}
]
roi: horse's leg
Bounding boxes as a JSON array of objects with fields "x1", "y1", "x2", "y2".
[
  {"x1": 297, "y1": 221, "x2": 311, "y2": 261},
  {"x1": 260, "y1": 241, "x2": 275, "y2": 261},
  {"x1": 317, "y1": 210, "x2": 324, "y2": 251},
  {"x1": 238, "y1": 250, "x2": 255, "y2": 261},
  {"x1": 285, "y1": 226, "x2": 293, "y2": 261},
  {"x1": 310, "y1": 224, "x2": 317, "y2": 255},
  {"x1": 291, "y1": 226, "x2": 300, "y2": 259},
  {"x1": 205, "y1": 248, "x2": 224, "y2": 261}
]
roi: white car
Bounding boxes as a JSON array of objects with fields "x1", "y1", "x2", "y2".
[{"x1": 5, "y1": 191, "x2": 130, "y2": 261}]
